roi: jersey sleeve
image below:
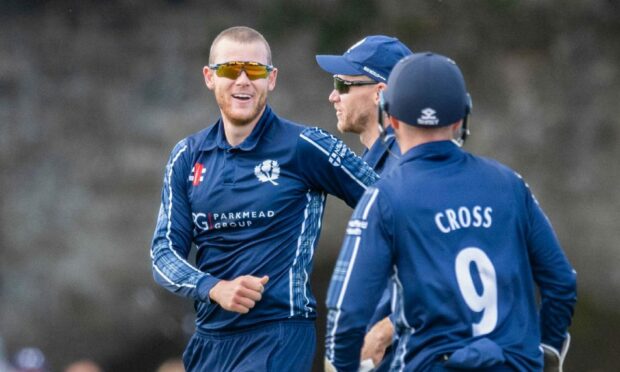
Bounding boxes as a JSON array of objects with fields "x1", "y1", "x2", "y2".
[
  {"x1": 150, "y1": 140, "x2": 220, "y2": 302},
  {"x1": 296, "y1": 127, "x2": 379, "y2": 207},
  {"x1": 325, "y1": 187, "x2": 394, "y2": 371},
  {"x1": 367, "y1": 285, "x2": 393, "y2": 330},
  {"x1": 521, "y1": 177, "x2": 577, "y2": 352}
]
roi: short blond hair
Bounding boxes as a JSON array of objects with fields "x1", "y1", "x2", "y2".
[{"x1": 209, "y1": 26, "x2": 272, "y2": 64}]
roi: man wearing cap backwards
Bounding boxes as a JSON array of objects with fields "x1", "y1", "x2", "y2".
[
  {"x1": 316, "y1": 35, "x2": 412, "y2": 372},
  {"x1": 325, "y1": 53, "x2": 577, "y2": 371},
  {"x1": 150, "y1": 26, "x2": 379, "y2": 372}
]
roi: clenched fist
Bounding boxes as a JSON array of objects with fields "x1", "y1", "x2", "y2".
[{"x1": 209, "y1": 275, "x2": 269, "y2": 314}]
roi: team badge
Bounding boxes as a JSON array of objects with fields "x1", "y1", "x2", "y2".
[
  {"x1": 329, "y1": 140, "x2": 347, "y2": 167},
  {"x1": 254, "y1": 160, "x2": 280, "y2": 185}
]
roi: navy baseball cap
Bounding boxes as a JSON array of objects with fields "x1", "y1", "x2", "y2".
[
  {"x1": 315, "y1": 35, "x2": 413, "y2": 82},
  {"x1": 383, "y1": 52, "x2": 471, "y2": 127}
]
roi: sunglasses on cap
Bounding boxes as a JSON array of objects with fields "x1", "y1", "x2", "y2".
[
  {"x1": 333, "y1": 75, "x2": 379, "y2": 94},
  {"x1": 209, "y1": 61, "x2": 274, "y2": 80}
]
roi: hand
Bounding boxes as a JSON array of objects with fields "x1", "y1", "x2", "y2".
[
  {"x1": 361, "y1": 316, "x2": 394, "y2": 366},
  {"x1": 209, "y1": 275, "x2": 269, "y2": 313}
]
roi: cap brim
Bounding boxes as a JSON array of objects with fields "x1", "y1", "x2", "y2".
[{"x1": 315, "y1": 55, "x2": 362, "y2": 76}]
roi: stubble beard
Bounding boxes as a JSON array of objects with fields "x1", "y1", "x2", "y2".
[
  {"x1": 338, "y1": 109, "x2": 372, "y2": 135},
  {"x1": 217, "y1": 88, "x2": 268, "y2": 127}
]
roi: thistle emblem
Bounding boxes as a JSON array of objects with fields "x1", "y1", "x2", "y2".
[{"x1": 254, "y1": 160, "x2": 280, "y2": 185}]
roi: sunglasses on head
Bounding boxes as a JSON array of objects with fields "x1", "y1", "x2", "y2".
[
  {"x1": 333, "y1": 75, "x2": 379, "y2": 94},
  {"x1": 209, "y1": 61, "x2": 274, "y2": 80}
]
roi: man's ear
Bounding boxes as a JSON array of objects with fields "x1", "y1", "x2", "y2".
[
  {"x1": 451, "y1": 120, "x2": 463, "y2": 137},
  {"x1": 374, "y1": 82, "x2": 387, "y2": 104},
  {"x1": 388, "y1": 115, "x2": 400, "y2": 130},
  {"x1": 203, "y1": 66, "x2": 215, "y2": 90},
  {"x1": 267, "y1": 67, "x2": 278, "y2": 91}
]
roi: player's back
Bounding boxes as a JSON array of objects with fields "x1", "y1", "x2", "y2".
[{"x1": 380, "y1": 140, "x2": 542, "y2": 371}]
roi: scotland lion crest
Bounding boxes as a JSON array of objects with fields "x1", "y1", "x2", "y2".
[{"x1": 254, "y1": 159, "x2": 280, "y2": 185}]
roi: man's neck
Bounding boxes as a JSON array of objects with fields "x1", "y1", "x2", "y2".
[
  {"x1": 398, "y1": 128, "x2": 453, "y2": 154},
  {"x1": 221, "y1": 108, "x2": 265, "y2": 147},
  {"x1": 359, "y1": 124, "x2": 381, "y2": 150},
  {"x1": 223, "y1": 122, "x2": 255, "y2": 147}
]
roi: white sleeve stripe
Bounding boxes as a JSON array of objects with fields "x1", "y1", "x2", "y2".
[
  {"x1": 392, "y1": 265, "x2": 413, "y2": 330},
  {"x1": 394, "y1": 329, "x2": 414, "y2": 372},
  {"x1": 288, "y1": 270, "x2": 295, "y2": 317},
  {"x1": 300, "y1": 133, "x2": 330, "y2": 155},
  {"x1": 342, "y1": 166, "x2": 368, "y2": 190},
  {"x1": 300, "y1": 133, "x2": 369, "y2": 189},
  {"x1": 303, "y1": 193, "x2": 325, "y2": 313},
  {"x1": 289, "y1": 192, "x2": 311, "y2": 316},
  {"x1": 164, "y1": 145, "x2": 202, "y2": 275},
  {"x1": 362, "y1": 188, "x2": 380, "y2": 219},
  {"x1": 153, "y1": 265, "x2": 197, "y2": 289},
  {"x1": 540, "y1": 344, "x2": 560, "y2": 358},
  {"x1": 327, "y1": 236, "x2": 362, "y2": 360},
  {"x1": 326, "y1": 190, "x2": 379, "y2": 359},
  {"x1": 289, "y1": 191, "x2": 327, "y2": 317}
]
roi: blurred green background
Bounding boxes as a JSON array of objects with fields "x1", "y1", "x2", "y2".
[{"x1": 1, "y1": 0, "x2": 619, "y2": 371}]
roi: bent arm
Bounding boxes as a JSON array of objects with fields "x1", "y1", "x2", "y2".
[
  {"x1": 297, "y1": 127, "x2": 379, "y2": 207},
  {"x1": 326, "y1": 188, "x2": 393, "y2": 371},
  {"x1": 150, "y1": 141, "x2": 220, "y2": 302},
  {"x1": 524, "y1": 182, "x2": 577, "y2": 352}
]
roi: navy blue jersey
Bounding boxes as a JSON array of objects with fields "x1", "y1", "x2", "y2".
[
  {"x1": 361, "y1": 126, "x2": 401, "y2": 177},
  {"x1": 361, "y1": 127, "x2": 401, "y2": 372},
  {"x1": 326, "y1": 140, "x2": 576, "y2": 371},
  {"x1": 151, "y1": 106, "x2": 379, "y2": 332},
  {"x1": 361, "y1": 127, "x2": 400, "y2": 328}
]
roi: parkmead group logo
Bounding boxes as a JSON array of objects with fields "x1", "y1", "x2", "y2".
[
  {"x1": 193, "y1": 209, "x2": 276, "y2": 231},
  {"x1": 254, "y1": 159, "x2": 280, "y2": 185}
]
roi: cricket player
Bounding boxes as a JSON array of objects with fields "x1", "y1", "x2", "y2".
[
  {"x1": 316, "y1": 35, "x2": 412, "y2": 371},
  {"x1": 325, "y1": 52, "x2": 577, "y2": 371},
  {"x1": 150, "y1": 26, "x2": 378, "y2": 372}
]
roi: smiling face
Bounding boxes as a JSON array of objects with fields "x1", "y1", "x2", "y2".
[{"x1": 204, "y1": 38, "x2": 277, "y2": 128}]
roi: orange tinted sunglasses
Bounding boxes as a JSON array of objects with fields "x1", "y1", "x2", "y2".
[{"x1": 209, "y1": 61, "x2": 274, "y2": 80}]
